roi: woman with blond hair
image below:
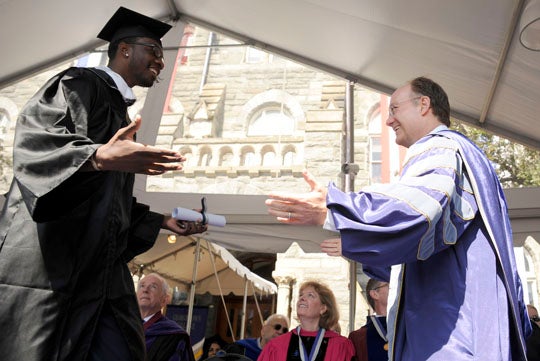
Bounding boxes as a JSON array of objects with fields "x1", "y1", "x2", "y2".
[{"x1": 258, "y1": 280, "x2": 355, "y2": 361}]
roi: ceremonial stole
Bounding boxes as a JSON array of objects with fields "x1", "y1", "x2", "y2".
[
  {"x1": 367, "y1": 315, "x2": 389, "y2": 361},
  {"x1": 297, "y1": 326, "x2": 326, "y2": 361}
]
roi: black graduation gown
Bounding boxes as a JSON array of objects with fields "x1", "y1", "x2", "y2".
[{"x1": 0, "y1": 67, "x2": 163, "y2": 361}]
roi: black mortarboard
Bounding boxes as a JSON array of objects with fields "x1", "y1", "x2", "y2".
[{"x1": 97, "y1": 6, "x2": 172, "y2": 44}]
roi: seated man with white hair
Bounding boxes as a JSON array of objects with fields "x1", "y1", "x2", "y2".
[{"x1": 138, "y1": 273, "x2": 195, "y2": 361}]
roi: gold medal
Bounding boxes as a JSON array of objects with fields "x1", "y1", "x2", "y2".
[{"x1": 384, "y1": 343, "x2": 389, "y2": 351}]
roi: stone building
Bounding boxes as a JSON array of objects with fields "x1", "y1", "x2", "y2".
[
  {"x1": 1, "y1": 22, "x2": 539, "y2": 341},
  {"x1": 144, "y1": 24, "x2": 388, "y2": 334}
]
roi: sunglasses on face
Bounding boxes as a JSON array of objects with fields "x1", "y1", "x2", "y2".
[{"x1": 272, "y1": 324, "x2": 288, "y2": 333}]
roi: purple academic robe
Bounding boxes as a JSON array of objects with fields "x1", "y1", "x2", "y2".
[
  {"x1": 327, "y1": 126, "x2": 530, "y2": 361},
  {"x1": 144, "y1": 312, "x2": 195, "y2": 361},
  {"x1": 348, "y1": 316, "x2": 388, "y2": 361}
]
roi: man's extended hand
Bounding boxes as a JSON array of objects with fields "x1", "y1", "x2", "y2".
[
  {"x1": 265, "y1": 171, "x2": 327, "y2": 225},
  {"x1": 93, "y1": 115, "x2": 186, "y2": 175}
]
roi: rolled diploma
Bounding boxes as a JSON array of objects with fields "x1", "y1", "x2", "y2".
[{"x1": 172, "y1": 207, "x2": 226, "y2": 227}]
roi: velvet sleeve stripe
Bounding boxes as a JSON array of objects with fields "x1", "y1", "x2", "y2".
[
  {"x1": 365, "y1": 183, "x2": 441, "y2": 260},
  {"x1": 403, "y1": 144, "x2": 475, "y2": 221},
  {"x1": 400, "y1": 174, "x2": 475, "y2": 221},
  {"x1": 404, "y1": 153, "x2": 459, "y2": 177}
]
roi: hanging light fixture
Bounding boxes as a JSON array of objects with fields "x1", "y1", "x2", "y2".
[
  {"x1": 167, "y1": 234, "x2": 177, "y2": 244},
  {"x1": 520, "y1": 0, "x2": 540, "y2": 50}
]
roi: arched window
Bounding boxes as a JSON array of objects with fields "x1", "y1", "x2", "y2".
[
  {"x1": 248, "y1": 105, "x2": 295, "y2": 136},
  {"x1": 199, "y1": 147, "x2": 213, "y2": 167},
  {"x1": 240, "y1": 89, "x2": 305, "y2": 138},
  {"x1": 219, "y1": 147, "x2": 234, "y2": 166},
  {"x1": 179, "y1": 147, "x2": 195, "y2": 167},
  {"x1": 524, "y1": 248, "x2": 539, "y2": 307},
  {"x1": 243, "y1": 152, "x2": 257, "y2": 166},
  {"x1": 241, "y1": 146, "x2": 257, "y2": 166},
  {"x1": 261, "y1": 146, "x2": 276, "y2": 166},
  {"x1": 282, "y1": 146, "x2": 296, "y2": 166},
  {"x1": 283, "y1": 151, "x2": 295, "y2": 166},
  {"x1": 366, "y1": 95, "x2": 401, "y2": 184},
  {"x1": 263, "y1": 152, "x2": 276, "y2": 166}
]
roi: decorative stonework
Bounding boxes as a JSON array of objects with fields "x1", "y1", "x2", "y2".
[
  {"x1": 185, "y1": 83, "x2": 226, "y2": 138},
  {"x1": 321, "y1": 81, "x2": 346, "y2": 110}
]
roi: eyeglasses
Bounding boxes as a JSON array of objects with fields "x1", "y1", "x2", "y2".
[
  {"x1": 125, "y1": 42, "x2": 164, "y2": 59},
  {"x1": 372, "y1": 284, "x2": 389, "y2": 291},
  {"x1": 531, "y1": 315, "x2": 540, "y2": 322},
  {"x1": 272, "y1": 324, "x2": 288, "y2": 333},
  {"x1": 388, "y1": 96, "x2": 422, "y2": 117}
]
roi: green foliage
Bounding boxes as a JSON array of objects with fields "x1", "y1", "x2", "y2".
[{"x1": 452, "y1": 121, "x2": 540, "y2": 187}]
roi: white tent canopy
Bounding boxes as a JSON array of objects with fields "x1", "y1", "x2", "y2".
[{"x1": 131, "y1": 234, "x2": 277, "y2": 296}]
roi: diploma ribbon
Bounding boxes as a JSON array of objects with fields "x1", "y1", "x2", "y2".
[
  {"x1": 297, "y1": 326, "x2": 325, "y2": 361},
  {"x1": 200, "y1": 197, "x2": 208, "y2": 225}
]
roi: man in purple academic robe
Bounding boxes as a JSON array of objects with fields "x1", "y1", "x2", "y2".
[
  {"x1": 139, "y1": 273, "x2": 195, "y2": 361},
  {"x1": 266, "y1": 77, "x2": 531, "y2": 361}
]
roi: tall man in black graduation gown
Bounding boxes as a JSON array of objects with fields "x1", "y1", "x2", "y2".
[{"x1": 0, "y1": 7, "x2": 206, "y2": 361}]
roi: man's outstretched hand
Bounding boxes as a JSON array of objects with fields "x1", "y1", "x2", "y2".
[
  {"x1": 265, "y1": 171, "x2": 328, "y2": 225},
  {"x1": 93, "y1": 115, "x2": 186, "y2": 175}
]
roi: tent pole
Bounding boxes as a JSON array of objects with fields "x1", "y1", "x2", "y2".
[
  {"x1": 240, "y1": 279, "x2": 248, "y2": 339},
  {"x1": 344, "y1": 81, "x2": 358, "y2": 333},
  {"x1": 251, "y1": 284, "x2": 264, "y2": 325},
  {"x1": 186, "y1": 238, "x2": 202, "y2": 333}
]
